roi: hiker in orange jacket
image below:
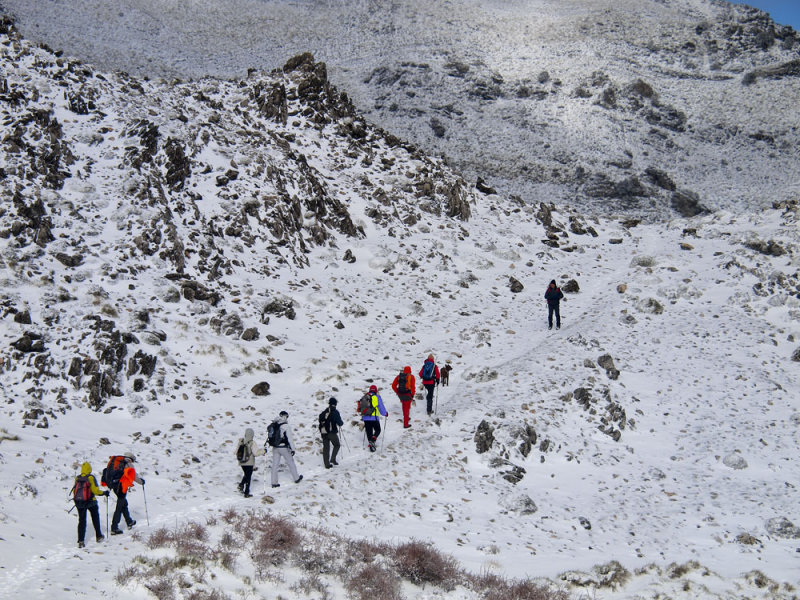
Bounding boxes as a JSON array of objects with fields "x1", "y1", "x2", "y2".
[
  {"x1": 110, "y1": 452, "x2": 144, "y2": 535},
  {"x1": 392, "y1": 366, "x2": 416, "y2": 428}
]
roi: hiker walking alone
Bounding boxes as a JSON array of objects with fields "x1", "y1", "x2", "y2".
[
  {"x1": 268, "y1": 411, "x2": 303, "y2": 488},
  {"x1": 319, "y1": 397, "x2": 344, "y2": 469},
  {"x1": 236, "y1": 428, "x2": 265, "y2": 498},
  {"x1": 109, "y1": 452, "x2": 144, "y2": 535},
  {"x1": 545, "y1": 279, "x2": 565, "y2": 330},
  {"x1": 359, "y1": 385, "x2": 388, "y2": 452},
  {"x1": 392, "y1": 366, "x2": 416, "y2": 428},
  {"x1": 72, "y1": 462, "x2": 109, "y2": 548},
  {"x1": 419, "y1": 355, "x2": 440, "y2": 415}
]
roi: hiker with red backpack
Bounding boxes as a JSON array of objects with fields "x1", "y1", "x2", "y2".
[
  {"x1": 236, "y1": 428, "x2": 265, "y2": 498},
  {"x1": 102, "y1": 452, "x2": 144, "y2": 535},
  {"x1": 359, "y1": 385, "x2": 388, "y2": 452},
  {"x1": 419, "y1": 355, "x2": 440, "y2": 416},
  {"x1": 392, "y1": 366, "x2": 416, "y2": 428},
  {"x1": 72, "y1": 462, "x2": 109, "y2": 548},
  {"x1": 545, "y1": 279, "x2": 565, "y2": 330},
  {"x1": 319, "y1": 397, "x2": 344, "y2": 469}
]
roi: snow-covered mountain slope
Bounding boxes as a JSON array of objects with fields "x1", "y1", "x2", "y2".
[
  {"x1": 3, "y1": 0, "x2": 799, "y2": 219},
  {"x1": 0, "y1": 10, "x2": 799, "y2": 600}
]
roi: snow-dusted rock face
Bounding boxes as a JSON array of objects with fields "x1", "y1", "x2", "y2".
[
  {"x1": 1, "y1": 8, "x2": 800, "y2": 600},
  {"x1": 3, "y1": 0, "x2": 799, "y2": 219}
]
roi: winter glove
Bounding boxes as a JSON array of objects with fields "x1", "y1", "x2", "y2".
[
  {"x1": 104, "y1": 491, "x2": 110, "y2": 497},
  {"x1": 140, "y1": 478, "x2": 146, "y2": 485},
  {"x1": 291, "y1": 450, "x2": 295, "y2": 456}
]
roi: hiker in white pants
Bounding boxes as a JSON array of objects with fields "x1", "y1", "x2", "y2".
[{"x1": 270, "y1": 411, "x2": 303, "y2": 488}]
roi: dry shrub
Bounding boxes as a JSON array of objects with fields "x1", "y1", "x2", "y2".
[
  {"x1": 292, "y1": 573, "x2": 331, "y2": 599},
  {"x1": 147, "y1": 527, "x2": 175, "y2": 549},
  {"x1": 393, "y1": 539, "x2": 459, "y2": 590},
  {"x1": 342, "y1": 537, "x2": 390, "y2": 570},
  {"x1": 221, "y1": 507, "x2": 237, "y2": 524},
  {"x1": 346, "y1": 565, "x2": 404, "y2": 600},
  {"x1": 473, "y1": 573, "x2": 569, "y2": 600},
  {"x1": 186, "y1": 589, "x2": 231, "y2": 600},
  {"x1": 114, "y1": 564, "x2": 139, "y2": 586},
  {"x1": 174, "y1": 523, "x2": 212, "y2": 561},
  {"x1": 144, "y1": 576, "x2": 175, "y2": 600}
]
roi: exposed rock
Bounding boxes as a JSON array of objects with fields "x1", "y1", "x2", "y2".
[
  {"x1": 562, "y1": 279, "x2": 580, "y2": 293},
  {"x1": 792, "y1": 347, "x2": 800, "y2": 362},
  {"x1": 636, "y1": 298, "x2": 664, "y2": 314},
  {"x1": 241, "y1": 327, "x2": 260, "y2": 341},
  {"x1": 743, "y1": 238, "x2": 786, "y2": 257},
  {"x1": 723, "y1": 453, "x2": 748, "y2": 470},
  {"x1": 617, "y1": 284, "x2": 627, "y2": 293},
  {"x1": 765, "y1": 517, "x2": 800, "y2": 539},
  {"x1": 13, "y1": 310, "x2": 31, "y2": 324},
  {"x1": 251, "y1": 382, "x2": 271, "y2": 396},
  {"x1": 476, "y1": 177, "x2": 497, "y2": 195},
  {"x1": 474, "y1": 419, "x2": 494, "y2": 454},
  {"x1": 343, "y1": 249, "x2": 356, "y2": 263},
  {"x1": 671, "y1": 189, "x2": 708, "y2": 217},
  {"x1": 509, "y1": 276, "x2": 524, "y2": 293},
  {"x1": 54, "y1": 252, "x2": 83, "y2": 267},
  {"x1": 598, "y1": 354, "x2": 620, "y2": 380},
  {"x1": 268, "y1": 362, "x2": 283, "y2": 374}
]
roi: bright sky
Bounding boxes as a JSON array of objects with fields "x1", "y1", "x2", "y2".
[{"x1": 731, "y1": 1, "x2": 800, "y2": 29}]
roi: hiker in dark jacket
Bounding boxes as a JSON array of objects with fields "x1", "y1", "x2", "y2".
[
  {"x1": 236, "y1": 427, "x2": 265, "y2": 498},
  {"x1": 72, "y1": 462, "x2": 109, "y2": 548},
  {"x1": 545, "y1": 279, "x2": 565, "y2": 330},
  {"x1": 320, "y1": 397, "x2": 344, "y2": 469},
  {"x1": 110, "y1": 452, "x2": 144, "y2": 535},
  {"x1": 419, "y1": 355, "x2": 440, "y2": 415}
]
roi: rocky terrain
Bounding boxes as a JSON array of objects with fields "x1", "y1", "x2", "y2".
[
  {"x1": 0, "y1": 5, "x2": 799, "y2": 600},
  {"x1": 2, "y1": 0, "x2": 799, "y2": 219}
]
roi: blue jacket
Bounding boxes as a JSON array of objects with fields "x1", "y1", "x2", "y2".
[{"x1": 361, "y1": 393, "x2": 388, "y2": 421}]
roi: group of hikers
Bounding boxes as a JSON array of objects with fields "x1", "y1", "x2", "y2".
[
  {"x1": 233, "y1": 354, "x2": 444, "y2": 498},
  {"x1": 71, "y1": 281, "x2": 567, "y2": 542},
  {"x1": 70, "y1": 452, "x2": 144, "y2": 548}
]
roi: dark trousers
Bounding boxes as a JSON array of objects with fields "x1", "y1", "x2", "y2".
[
  {"x1": 239, "y1": 465, "x2": 254, "y2": 494},
  {"x1": 77, "y1": 501, "x2": 102, "y2": 543},
  {"x1": 548, "y1": 304, "x2": 561, "y2": 328},
  {"x1": 322, "y1": 432, "x2": 341, "y2": 467},
  {"x1": 111, "y1": 488, "x2": 133, "y2": 530},
  {"x1": 424, "y1": 383, "x2": 435, "y2": 413},
  {"x1": 365, "y1": 420, "x2": 381, "y2": 442}
]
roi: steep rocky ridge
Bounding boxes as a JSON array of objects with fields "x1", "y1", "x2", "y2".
[{"x1": 2, "y1": 0, "x2": 799, "y2": 218}]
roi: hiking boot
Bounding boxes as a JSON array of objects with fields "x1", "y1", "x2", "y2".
[
  {"x1": 96, "y1": 535, "x2": 105, "y2": 543},
  {"x1": 77, "y1": 541, "x2": 85, "y2": 548},
  {"x1": 272, "y1": 484, "x2": 280, "y2": 488},
  {"x1": 244, "y1": 492, "x2": 253, "y2": 498},
  {"x1": 404, "y1": 424, "x2": 411, "y2": 429},
  {"x1": 325, "y1": 464, "x2": 332, "y2": 469},
  {"x1": 295, "y1": 475, "x2": 304, "y2": 484},
  {"x1": 330, "y1": 460, "x2": 338, "y2": 466},
  {"x1": 111, "y1": 529, "x2": 123, "y2": 536},
  {"x1": 548, "y1": 325, "x2": 552, "y2": 330},
  {"x1": 127, "y1": 520, "x2": 136, "y2": 528},
  {"x1": 368, "y1": 442, "x2": 376, "y2": 452},
  {"x1": 237, "y1": 482, "x2": 244, "y2": 492}
]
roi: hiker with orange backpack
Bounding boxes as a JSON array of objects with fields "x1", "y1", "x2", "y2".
[
  {"x1": 102, "y1": 452, "x2": 144, "y2": 535},
  {"x1": 72, "y1": 461, "x2": 109, "y2": 548},
  {"x1": 391, "y1": 366, "x2": 416, "y2": 428}
]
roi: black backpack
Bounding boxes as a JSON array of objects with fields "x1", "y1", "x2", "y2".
[
  {"x1": 318, "y1": 408, "x2": 332, "y2": 434},
  {"x1": 236, "y1": 441, "x2": 252, "y2": 464},
  {"x1": 397, "y1": 371, "x2": 410, "y2": 395},
  {"x1": 73, "y1": 475, "x2": 93, "y2": 503},
  {"x1": 266, "y1": 421, "x2": 285, "y2": 447},
  {"x1": 359, "y1": 393, "x2": 376, "y2": 417},
  {"x1": 100, "y1": 455, "x2": 126, "y2": 489}
]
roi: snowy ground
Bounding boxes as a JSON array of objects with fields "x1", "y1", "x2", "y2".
[{"x1": 0, "y1": 3, "x2": 798, "y2": 600}]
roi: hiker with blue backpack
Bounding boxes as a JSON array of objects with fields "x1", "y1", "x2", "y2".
[
  {"x1": 72, "y1": 461, "x2": 109, "y2": 548},
  {"x1": 267, "y1": 411, "x2": 303, "y2": 487},
  {"x1": 419, "y1": 355, "x2": 440, "y2": 415},
  {"x1": 236, "y1": 428, "x2": 265, "y2": 498},
  {"x1": 319, "y1": 397, "x2": 344, "y2": 469},
  {"x1": 359, "y1": 385, "x2": 388, "y2": 452}
]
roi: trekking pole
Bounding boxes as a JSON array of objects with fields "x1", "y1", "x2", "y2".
[
  {"x1": 263, "y1": 453, "x2": 268, "y2": 495},
  {"x1": 381, "y1": 415, "x2": 387, "y2": 452},
  {"x1": 143, "y1": 483, "x2": 150, "y2": 526},
  {"x1": 105, "y1": 494, "x2": 109, "y2": 536},
  {"x1": 341, "y1": 427, "x2": 350, "y2": 454},
  {"x1": 435, "y1": 384, "x2": 439, "y2": 414}
]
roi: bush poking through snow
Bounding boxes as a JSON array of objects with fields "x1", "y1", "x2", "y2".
[
  {"x1": 393, "y1": 540, "x2": 460, "y2": 590},
  {"x1": 346, "y1": 565, "x2": 404, "y2": 600}
]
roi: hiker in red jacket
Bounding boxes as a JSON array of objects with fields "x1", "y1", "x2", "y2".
[
  {"x1": 392, "y1": 366, "x2": 417, "y2": 428},
  {"x1": 419, "y1": 355, "x2": 440, "y2": 415}
]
